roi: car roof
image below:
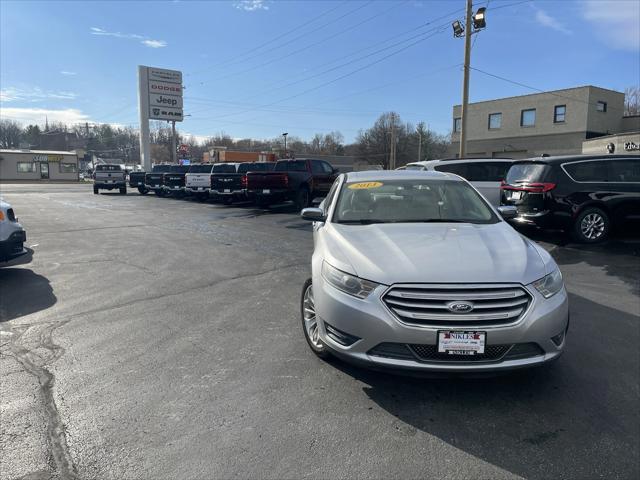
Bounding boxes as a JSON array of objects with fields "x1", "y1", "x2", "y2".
[
  {"x1": 512, "y1": 154, "x2": 639, "y2": 165},
  {"x1": 344, "y1": 170, "x2": 462, "y2": 182}
]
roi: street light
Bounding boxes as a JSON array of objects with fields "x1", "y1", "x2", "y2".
[
  {"x1": 282, "y1": 132, "x2": 288, "y2": 153},
  {"x1": 452, "y1": 1, "x2": 488, "y2": 159}
]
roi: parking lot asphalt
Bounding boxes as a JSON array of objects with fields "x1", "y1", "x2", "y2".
[{"x1": 1, "y1": 183, "x2": 638, "y2": 480}]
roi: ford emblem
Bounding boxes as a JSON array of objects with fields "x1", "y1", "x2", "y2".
[{"x1": 447, "y1": 301, "x2": 474, "y2": 313}]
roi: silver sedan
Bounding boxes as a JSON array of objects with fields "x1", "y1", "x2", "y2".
[{"x1": 300, "y1": 170, "x2": 569, "y2": 373}]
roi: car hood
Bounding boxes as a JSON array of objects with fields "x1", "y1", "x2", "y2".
[{"x1": 324, "y1": 222, "x2": 548, "y2": 285}]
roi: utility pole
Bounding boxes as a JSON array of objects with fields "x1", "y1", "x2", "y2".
[
  {"x1": 171, "y1": 120, "x2": 177, "y2": 164},
  {"x1": 417, "y1": 128, "x2": 422, "y2": 162},
  {"x1": 390, "y1": 115, "x2": 396, "y2": 170},
  {"x1": 459, "y1": 0, "x2": 473, "y2": 159}
]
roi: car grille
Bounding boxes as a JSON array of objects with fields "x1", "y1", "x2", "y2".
[
  {"x1": 383, "y1": 284, "x2": 532, "y2": 327},
  {"x1": 409, "y1": 344, "x2": 510, "y2": 362}
]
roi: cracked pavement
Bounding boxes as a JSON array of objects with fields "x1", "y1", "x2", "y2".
[{"x1": 0, "y1": 183, "x2": 638, "y2": 480}]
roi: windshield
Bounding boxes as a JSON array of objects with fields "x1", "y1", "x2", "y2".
[
  {"x1": 212, "y1": 164, "x2": 237, "y2": 173},
  {"x1": 238, "y1": 162, "x2": 274, "y2": 173},
  {"x1": 506, "y1": 163, "x2": 551, "y2": 184},
  {"x1": 188, "y1": 164, "x2": 213, "y2": 173},
  {"x1": 275, "y1": 160, "x2": 307, "y2": 172},
  {"x1": 333, "y1": 179, "x2": 498, "y2": 224}
]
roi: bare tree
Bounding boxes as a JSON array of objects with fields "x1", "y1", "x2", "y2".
[
  {"x1": 0, "y1": 119, "x2": 22, "y2": 148},
  {"x1": 624, "y1": 86, "x2": 640, "y2": 116}
]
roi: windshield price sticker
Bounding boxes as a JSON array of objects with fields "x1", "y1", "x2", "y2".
[{"x1": 348, "y1": 182, "x2": 384, "y2": 190}]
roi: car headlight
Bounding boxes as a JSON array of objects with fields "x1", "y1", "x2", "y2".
[
  {"x1": 531, "y1": 269, "x2": 564, "y2": 298},
  {"x1": 322, "y1": 261, "x2": 379, "y2": 299}
]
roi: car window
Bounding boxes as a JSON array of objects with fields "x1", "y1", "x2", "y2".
[
  {"x1": 212, "y1": 164, "x2": 237, "y2": 173},
  {"x1": 188, "y1": 164, "x2": 213, "y2": 173},
  {"x1": 563, "y1": 161, "x2": 608, "y2": 182},
  {"x1": 311, "y1": 160, "x2": 324, "y2": 174},
  {"x1": 275, "y1": 160, "x2": 307, "y2": 172},
  {"x1": 238, "y1": 163, "x2": 273, "y2": 173},
  {"x1": 434, "y1": 163, "x2": 469, "y2": 178},
  {"x1": 96, "y1": 164, "x2": 121, "y2": 171},
  {"x1": 463, "y1": 162, "x2": 512, "y2": 182},
  {"x1": 321, "y1": 162, "x2": 334, "y2": 174},
  {"x1": 608, "y1": 159, "x2": 640, "y2": 182},
  {"x1": 324, "y1": 178, "x2": 340, "y2": 214},
  {"x1": 506, "y1": 163, "x2": 551, "y2": 184},
  {"x1": 333, "y1": 179, "x2": 498, "y2": 224}
]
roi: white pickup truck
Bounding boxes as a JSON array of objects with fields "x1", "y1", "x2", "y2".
[
  {"x1": 93, "y1": 164, "x2": 127, "y2": 194},
  {"x1": 185, "y1": 164, "x2": 215, "y2": 201}
]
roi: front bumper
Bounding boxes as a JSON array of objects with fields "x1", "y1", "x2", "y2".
[
  {"x1": 0, "y1": 230, "x2": 27, "y2": 263},
  {"x1": 313, "y1": 275, "x2": 569, "y2": 373}
]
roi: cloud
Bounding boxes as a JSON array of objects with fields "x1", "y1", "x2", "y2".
[
  {"x1": 141, "y1": 39, "x2": 167, "y2": 48},
  {"x1": 582, "y1": 0, "x2": 640, "y2": 51},
  {"x1": 90, "y1": 27, "x2": 167, "y2": 48},
  {"x1": 234, "y1": 1, "x2": 268, "y2": 12},
  {"x1": 0, "y1": 107, "x2": 90, "y2": 125},
  {"x1": 534, "y1": 8, "x2": 572, "y2": 34},
  {"x1": 60, "y1": 71, "x2": 77, "y2": 76},
  {"x1": 1, "y1": 87, "x2": 77, "y2": 102}
]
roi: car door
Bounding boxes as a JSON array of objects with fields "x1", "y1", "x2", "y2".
[
  {"x1": 310, "y1": 160, "x2": 332, "y2": 195},
  {"x1": 605, "y1": 157, "x2": 640, "y2": 225}
]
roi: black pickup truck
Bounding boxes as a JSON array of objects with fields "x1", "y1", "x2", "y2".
[
  {"x1": 246, "y1": 159, "x2": 338, "y2": 208},
  {"x1": 129, "y1": 171, "x2": 148, "y2": 194},
  {"x1": 211, "y1": 162, "x2": 275, "y2": 204},
  {"x1": 163, "y1": 164, "x2": 190, "y2": 197},
  {"x1": 145, "y1": 164, "x2": 172, "y2": 196}
]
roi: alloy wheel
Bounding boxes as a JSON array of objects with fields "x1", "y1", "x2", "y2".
[
  {"x1": 580, "y1": 213, "x2": 605, "y2": 240},
  {"x1": 302, "y1": 284, "x2": 322, "y2": 348}
]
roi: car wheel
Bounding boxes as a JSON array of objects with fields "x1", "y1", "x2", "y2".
[
  {"x1": 93, "y1": 187, "x2": 98, "y2": 194},
  {"x1": 301, "y1": 279, "x2": 330, "y2": 358},
  {"x1": 295, "y1": 187, "x2": 310, "y2": 210},
  {"x1": 573, "y1": 207, "x2": 610, "y2": 243},
  {"x1": 223, "y1": 197, "x2": 233, "y2": 205},
  {"x1": 120, "y1": 187, "x2": 127, "y2": 195},
  {"x1": 138, "y1": 187, "x2": 148, "y2": 195}
]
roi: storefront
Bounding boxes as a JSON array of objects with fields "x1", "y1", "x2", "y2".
[{"x1": 0, "y1": 149, "x2": 79, "y2": 182}]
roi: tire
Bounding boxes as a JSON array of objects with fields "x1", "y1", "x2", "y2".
[
  {"x1": 300, "y1": 279, "x2": 330, "y2": 358},
  {"x1": 138, "y1": 187, "x2": 148, "y2": 195},
  {"x1": 93, "y1": 186, "x2": 99, "y2": 194},
  {"x1": 295, "y1": 186, "x2": 311, "y2": 210},
  {"x1": 256, "y1": 197, "x2": 270, "y2": 208},
  {"x1": 155, "y1": 189, "x2": 165, "y2": 197},
  {"x1": 120, "y1": 187, "x2": 127, "y2": 195},
  {"x1": 572, "y1": 207, "x2": 610, "y2": 243},
  {"x1": 223, "y1": 197, "x2": 233, "y2": 205}
]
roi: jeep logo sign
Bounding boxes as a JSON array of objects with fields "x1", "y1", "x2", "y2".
[{"x1": 150, "y1": 93, "x2": 183, "y2": 109}]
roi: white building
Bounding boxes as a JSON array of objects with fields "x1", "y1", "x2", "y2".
[{"x1": 0, "y1": 149, "x2": 79, "y2": 182}]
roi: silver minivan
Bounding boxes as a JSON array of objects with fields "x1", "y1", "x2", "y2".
[{"x1": 405, "y1": 158, "x2": 514, "y2": 206}]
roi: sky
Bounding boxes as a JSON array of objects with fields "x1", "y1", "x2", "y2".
[{"x1": 1, "y1": 0, "x2": 639, "y2": 144}]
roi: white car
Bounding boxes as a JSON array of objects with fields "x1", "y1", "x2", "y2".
[
  {"x1": 405, "y1": 158, "x2": 514, "y2": 206},
  {"x1": 0, "y1": 200, "x2": 29, "y2": 265}
]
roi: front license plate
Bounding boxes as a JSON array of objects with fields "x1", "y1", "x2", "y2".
[
  {"x1": 509, "y1": 191, "x2": 522, "y2": 200},
  {"x1": 438, "y1": 331, "x2": 486, "y2": 355},
  {"x1": 224, "y1": 189, "x2": 231, "y2": 193},
  {"x1": 198, "y1": 187, "x2": 204, "y2": 191},
  {"x1": 263, "y1": 189, "x2": 270, "y2": 194}
]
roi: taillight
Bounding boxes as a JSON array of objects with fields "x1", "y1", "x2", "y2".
[
  {"x1": 501, "y1": 181, "x2": 556, "y2": 193},
  {"x1": 241, "y1": 175, "x2": 247, "y2": 187}
]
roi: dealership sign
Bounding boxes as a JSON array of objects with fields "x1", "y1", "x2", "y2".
[
  {"x1": 624, "y1": 141, "x2": 639, "y2": 151},
  {"x1": 140, "y1": 66, "x2": 183, "y2": 122}
]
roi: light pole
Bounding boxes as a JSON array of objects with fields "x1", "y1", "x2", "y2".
[
  {"x1": 282, "y1": 132, "x2": 288, "y2": 156},
  {"x1": 453, "y1": 3, "x2": 486, "y2": 159},
  {"x1": 171, "y1": 120, "x2": 177, "y2": 164}
]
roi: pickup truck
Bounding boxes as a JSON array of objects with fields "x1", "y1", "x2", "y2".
[
  {"x1": 246, "y1": 158, "x2": 338, "y2": 209},
  {"x1": 93, "y1": 164, "x2": 126, "y2": 194},
  {"x1": 129, "y1": 171, "x2": 148, "y2": 194},
  {"x1": 185, "y1": 164, "x2": 215, "y2": 201},
  {"x1": 145, "y1": 164, "x2": 172, "y2": 196},
  {"x1": 162, "y1": 164, "x2": 190, "y2": 197},
  {"x1": 211, "y1": 162, "x2": 275, "y2": 204}
]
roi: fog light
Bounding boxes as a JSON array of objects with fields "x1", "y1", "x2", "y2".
[
  {"x1": 551, "y1": 330, "x2": 565, "y2": 346},
  {"x1": 324, "y1": 322, "x2": 359, "y2": 347}
]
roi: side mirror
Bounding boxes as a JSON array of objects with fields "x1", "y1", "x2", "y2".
[
  {"x1": 301, "y1": 207, "x2": 326, "y2": 222},
  {"x1": 497, "y1": 205, "x2": 518, "y2": 220}
]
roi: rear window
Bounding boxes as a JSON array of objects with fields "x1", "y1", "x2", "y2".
[
  {"x1": 212, "y1": 164, "x2": 238, "y2": 173},
  {"x1": 169, "y1": 165, "x2": 190, "y2": 173},
  {"x1": 96, "y1": 164, "x2": 121, "y2": 171},
  {"x1": 505, "y1": 163, "x2": 551, "y2": 184},
  {"x1": 275, "y1": 160, "x2": 307, "y2": 172},
  {"x1": 152, "y1": 165, "x2": 171, "y2": 172},
  {"x1": 238, "y1": 163, "x2": 275, "y2": 173},
  {"x1": 188, "y1": 164, "x2": 213, "y2": 173}
]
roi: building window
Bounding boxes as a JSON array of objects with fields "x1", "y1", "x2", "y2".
[
  {"x1": 17, "y1": 162, "x2": 36, "y2": 173},
  {"x1": 59, "y1": 163, "x2": 77, "y2": 173},
  {"x1": 596, "y1": 101, "x2": 607, "y2": 112},
  {"x1": 454, "y1": 117, "x2": 461, "y2": 133},
  {"x1": 488, "y1": 113, "x2": 502, "y2": 130},
  {"x1": 521, "y1": 109, "x2": 536, "y2": 127},
  {"x1": 554, "y1": 105, "x2": 566, "y2": 123}
]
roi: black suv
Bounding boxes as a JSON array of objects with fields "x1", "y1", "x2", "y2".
[{"x1": 501, "y1": 155, "x2": 640, "y2": 242}]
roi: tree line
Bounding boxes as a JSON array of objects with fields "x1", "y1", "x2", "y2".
[{"x1": 0, "y1": 112, "x2": 450, "y2": 168}]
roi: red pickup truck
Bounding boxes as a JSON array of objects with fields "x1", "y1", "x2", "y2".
[{"x1": 246, "y1": 159, "x2": 339, "y2": 209}]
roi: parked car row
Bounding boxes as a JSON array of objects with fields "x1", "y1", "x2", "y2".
[
  {"x1": 123, "y1": 158, "x2": 340, "y2": 209},
  {"x1": 405, "y1": 155, "x2": 640, "y2": 243}
]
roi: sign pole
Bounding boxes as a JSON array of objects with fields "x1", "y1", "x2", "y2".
[
  {"x1": 171, "y1": 121, "x2": 177, "y2": 164},
  {"x1": 137, "y1": 66, "x2": 151, "y2": 171}
]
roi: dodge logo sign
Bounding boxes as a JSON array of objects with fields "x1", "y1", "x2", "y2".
[{"x1": 447, "y1": 301, "x2": 474, "y2": 313}]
